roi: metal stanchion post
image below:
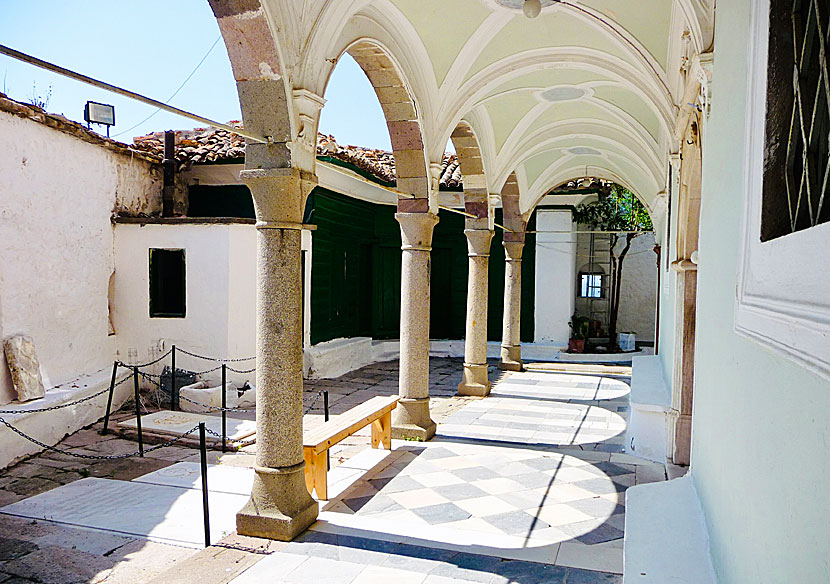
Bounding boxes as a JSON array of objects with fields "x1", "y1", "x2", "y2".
[
  {"x1": 133, "y1": 366, "x2": 144, "y2": 457},
  {"x1": 221, "y1": 364, "x2": 227, "y2": 453},
  {"x1": 199, "y1": 421, "x2": 211, "y2": 548},
  {"x1": 323, "y1": 390, "x2": 330, "y2": 470},
  {"x1": 170, "y1": 344, "x2": 177, "y2": 411},
  {"x1": 101, "y1": 361, "x2": 118, "y2": 435}
]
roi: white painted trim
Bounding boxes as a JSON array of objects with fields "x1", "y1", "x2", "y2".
[{"x1": 735, "y1": 0, "x2": 830, "y2": 380}]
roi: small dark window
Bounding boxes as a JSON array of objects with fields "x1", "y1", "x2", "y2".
[
  {"x1": 580, "y1": 273, "x2": 604, "y2": 298},
  {"x1": 149, "y1": 249, "x2": 185, "y2": 318},
  {"x1": 762, "y1": 0, "x2": 830, "y2": 240}
]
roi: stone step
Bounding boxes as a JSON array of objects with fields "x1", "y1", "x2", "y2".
[{"x1": 228, "y1": 530, "x2": 621, "y2": 584}]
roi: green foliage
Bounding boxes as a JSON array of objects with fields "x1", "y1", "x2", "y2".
[
  {"x1": 569, "y1": 313, "x2": 590, "y2": 340},
  {"x1": 572, "y1": 184, "x2": 653, "y2": 232}
]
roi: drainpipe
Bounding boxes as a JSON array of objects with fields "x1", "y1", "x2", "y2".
[{"x1": 162, "y1": 130, "x2": 175, "y2": 216}]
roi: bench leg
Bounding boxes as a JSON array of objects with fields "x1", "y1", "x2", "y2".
[
  {"x1": 372, "y1": 411, "x2": 392, "y2": 450},
  {"x1": 303, "y1": 449, "x2": 329, "y2": 500},
  {"x1": 303, "y1": 448, "x2": 315, "y2": 497},
  {"x1": 313, "y1": 450, "x2": 328, "y2": 500}
]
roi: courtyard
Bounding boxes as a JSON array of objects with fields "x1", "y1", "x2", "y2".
[{"x1": 0, "y1": 358, "x2": 664, "y2": 584}]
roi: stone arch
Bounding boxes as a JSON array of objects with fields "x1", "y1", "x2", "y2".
[
  {"x1": 209, "y1": 0, "x2": 294, "y2": 171},
  {"x1": 450, "y1": 121, "x2": 490, "y2": 227},
  {"x1": 342, "y1": 40, "x2": 431, "y2": 212}
]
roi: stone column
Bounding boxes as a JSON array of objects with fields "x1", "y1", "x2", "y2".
[
  {"x1": 458, "y1": 229, "x2": 494, "y2": 396},
  {"x1": 236, "y1": 168, "x2": 318, "y2": 541},
  {"x1": 667, "y1": 259, "x2": 697, "y2": 465},
  {"x1": 500, "y1": 241, "x2": 525, "y2": 371},
  {"x1": 393, "y1": 212, "x2": 439, "y2": 440}
]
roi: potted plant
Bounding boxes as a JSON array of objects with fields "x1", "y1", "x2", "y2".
[{"x1": 568, "y1": 314, "x2": 590, "y2": 353}]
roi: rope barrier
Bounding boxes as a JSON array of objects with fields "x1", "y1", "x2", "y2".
[{"x1": 0, "y1": 418, "x2": 202, "y2": 460}]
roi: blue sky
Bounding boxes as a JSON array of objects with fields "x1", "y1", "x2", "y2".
[{"x1": 0, "y1": 0, "x2": 393, "y2": 150}]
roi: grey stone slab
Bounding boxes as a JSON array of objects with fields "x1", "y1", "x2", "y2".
[
  {"x1": 0, "y1": 537, "x2": 38, "y2": 562},
  {"x1": 521, "y1": 457, "x2": 565, "y2": 472},
  {"x1": 368, "y1": 475, "x2": 424, "y2": 494},
  {"x1": 557, "y1": 520, "x2": 624, "y2": 545},
  {"x1": 417, "y1": 447, "x2": 461, "y2": 461},
  {"x1": 482, "y1": 510, "x2": 550, "y2": 535},
  {"x1": 449, "y1": 467, "x2": 500, "y2": 482},
  {"x1": 496, "y1": 490, "x2": 547, "y2": 511},
  {"x1": 510, "y1": 473, "x2": 555, "y2": 490},
  {"x1": 490, "y1": 560, "x2": 568, "y2": 584},
  {"x1": 567, "y1": 498, "x2": 625, "y2": 519},
  {"x1": 1, "y1": 545, "x2": 115, "y2": 584},
  {"x1": 410, "y1": 503, "x2": 471, "y2": 525},
  {"x1": 432, "y1": 483, "x2": 489, "y2": 501},
  {"x1": 572, "y1": 478, "x2": 627, "y2": 495},
  {"x1": 0, "y1": 477, "x2": 247, "y2": 548},
  {"x1": 3, "y1": 336, "x2": 45, "y2": 402},
  {"x1": 427, "y1": 552, "x2": 502, "y2": 583},
  {"x1": 564, "y1": 567, "x2": 623, "y2": 583}
]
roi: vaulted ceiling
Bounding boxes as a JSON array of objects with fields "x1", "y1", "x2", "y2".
[{"x1": 259, "y1": 0, "x2": 714, "y2": 213}]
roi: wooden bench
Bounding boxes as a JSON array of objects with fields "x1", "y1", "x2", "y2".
[{"x1": 303, "y1": 395, "x2": 398, "y2": 500}]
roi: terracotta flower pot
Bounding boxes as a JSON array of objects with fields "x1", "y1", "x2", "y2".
[{"x1": 568, "y1": 339, "x2": 585, "y2": 353}]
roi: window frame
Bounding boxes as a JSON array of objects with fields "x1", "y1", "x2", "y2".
[
  {"x1": 736, "y1": 0, "x2": 830, "y2": 379},
  {"x1": 149, "y1": 248, "x2": 186, "y2": 319},
  {"x1": 579, "y1": 272, "x2": 605, "y2": 299}
]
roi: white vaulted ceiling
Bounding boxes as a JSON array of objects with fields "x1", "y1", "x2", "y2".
[{"x1": 263, "y1": 0, "x2": 715, "y2": 213}]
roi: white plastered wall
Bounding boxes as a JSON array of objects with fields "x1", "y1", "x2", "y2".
[
  {"x1": 534, "y1": 209, "x2": 576, "y2": 346},
  {"x1": 112, "y1": 224, "x2": 256, "y2": 386},
  {"x1": 615, "y1": 233, "x2": 657, "y2": 343},
  {"x1": 0, "y1": 111, "x2": 160, "y2": 405}
]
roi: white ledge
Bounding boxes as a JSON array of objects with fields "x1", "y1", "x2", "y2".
[{"x1": 624, "y1": 475, "x2": 717, "y2": 583}]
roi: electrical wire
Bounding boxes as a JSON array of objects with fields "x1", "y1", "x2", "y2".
[{"x1": 113, "y1": 36, "x2": 222, "y2": 138}]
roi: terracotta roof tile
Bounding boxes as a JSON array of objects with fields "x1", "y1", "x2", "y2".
[{"x1": 131, "y1": 125, "x2": 461, "y2": 188}]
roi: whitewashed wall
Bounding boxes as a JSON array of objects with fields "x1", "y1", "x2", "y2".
[
  {"x1": 616, "y1": 233, "x2": 657, "y2": 343},
  {"x1": 534, "y1": 209, "x2": 576, "y2": 346},
  {"x1": 112, "y1": 223, "x2": 257, "y2": 386},
  {"x1": 0, "y1": 110, "x2": 161, "y2": 405}
]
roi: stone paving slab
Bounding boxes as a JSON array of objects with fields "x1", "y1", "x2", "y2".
[
  {"x1": 0, "y1": 477, "x2": 247, "y2": 548},
  {"x1": 229, "y1": 530, "x2": 623, "y2": 584},
  {"x1": 119, "y1": 411, "x2": 256, "y2": 442}
]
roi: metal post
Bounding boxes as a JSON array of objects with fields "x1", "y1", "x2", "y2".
[
  {"x1": 221, "y1": 364, "x2": 227, "y2": 453},
  {"x1": 323, "y1": 390, "x2": 330, "y2": 470},
  {"x1": 133, "y1": 366, "x2": 144, "y2": 457},
  {"x1": 101, "y1": 361, "x2": 118, "y2": 435},
  {"x1": 199, "y1": 421, "x2": 211, "y2": 548},
  {"x1": 170, "y1": 344, "x2": 177, "y2": 411}
]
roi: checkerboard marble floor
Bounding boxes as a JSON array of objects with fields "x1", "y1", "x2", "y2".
[{"x1": 230, "y1": 367, "x2": 666, "y2": 583}]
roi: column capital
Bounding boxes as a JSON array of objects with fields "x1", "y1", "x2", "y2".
[
  {"x1": 464, "y1": 228, "x2": 493, "y2": 257},
  {"x1": 503, "y1": 240, "x2": 525, "y2": 261},
  {"x1": 241, "y1": 167, "x2": 317, "y2": 224},
  {"x1": 396, "y1": 212, "x2": 439, "y2": 251}
]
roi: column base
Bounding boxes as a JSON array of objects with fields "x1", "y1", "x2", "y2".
[
  {"x1": 666, "y1": 409, "x2": 692, "y2": 466},
  {"x1": 458, "y1": 363, "x2": 491, "y2": 397},
  {"x1": 392, "y1": 397, "x2": 436, "y2": 441},
  {"x1": 236, "y1": 462, "x2": 319, "y2": 541},
  {"x1": 499, "y1": 345, "x2": 523, "y2": 372}
]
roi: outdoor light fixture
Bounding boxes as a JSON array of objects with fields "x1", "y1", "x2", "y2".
[
  {"x1": 523, "y1": 0, "x2": 542, "y2": 18},
  {"x1": 84, "y1": 101, "x2": 115, "y2": 136}
]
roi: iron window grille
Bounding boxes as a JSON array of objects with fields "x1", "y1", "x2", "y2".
[{"x1": 763, "y1": 0, "x2": 830, "y2": 240}]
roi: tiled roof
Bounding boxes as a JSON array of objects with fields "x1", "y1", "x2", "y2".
[{"x1": 131, "y1": 126, "x2": 462, "y2": 189}]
